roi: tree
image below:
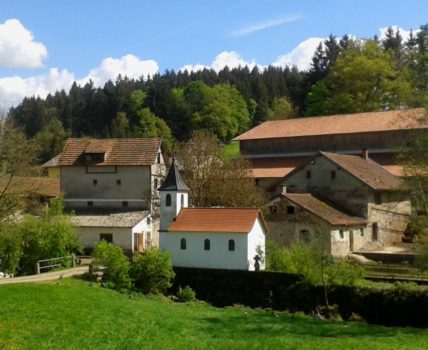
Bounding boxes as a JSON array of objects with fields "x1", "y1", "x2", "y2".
[
  {"x1": 92, "y1": 240, "x2": 131, "y2": 289},
  {"x1": 111, "y1": 112, "x2": 130, "y2": 138},
  {"x1": 267, "y1": 97, "x2": 296, "y2": 120},
  {"x1": 130, "y1": 248, "x2": 175, "y2": 294},
  {"x1": 175, "y1": 131, "x2": 266, "y2": 208},
  {"x1": 35, "y1": 118, "x2": 69, "y2": 163}
]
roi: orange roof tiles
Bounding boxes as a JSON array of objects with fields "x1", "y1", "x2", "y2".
[
  {"x1": 168, "y1": 208, "x2": 265, "y2": 233},
  {"x1": 234, "y1": 108, "x2": 427, "y2": 141},
  {"x1": 58, "y1": 138, "x2": 162, "y2": 166},
  {"x1": 0, "y1": 176, "x2": 60, "y2": 198},
  {"x1": 282, "y1": 193, "x2": 367, "y2": 226},
  {"x1": 320, "y1": 152, "x2": 403, "y2": 190},
  {"x1": 250, "y1": 157, "x2": 308, "y2": 178}
]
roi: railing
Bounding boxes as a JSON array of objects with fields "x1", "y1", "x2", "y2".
[{"x1": 35, "y1": 254, "x2": 93, "y2": 274}]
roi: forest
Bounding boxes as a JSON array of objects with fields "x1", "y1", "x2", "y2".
[{"x1": 5, "y1": 24, "x2": 428, "y2": 162}]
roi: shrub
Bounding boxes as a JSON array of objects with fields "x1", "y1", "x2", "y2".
[
  {"x1": 0, "y1": 223, "x2": 22, "y2": 274},
  {"x1": 130, "y1": 248, "x2": 175, "y2": 294},
  {"x1": 176, "y1": 286, "x2": 196, "y2": 303},
  {"x1": 92, "y1": 241, "x2": 131, "y2": 289}
]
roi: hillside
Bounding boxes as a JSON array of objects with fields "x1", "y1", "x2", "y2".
[{"x1": 1, "y1": 279, "x2": 428, "y2": 349}]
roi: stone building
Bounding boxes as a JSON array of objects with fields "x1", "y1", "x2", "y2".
[
  {"x1": 234, "y1": 108, "x2": 427, "y2": 192},
  {"x1": 267, "y1": 152, "x2": 411, "y2": 256},
  {"x1": 58, "y1": 138, "x2": 166, "y2": 252},
  {"x1": 159, "y1": 159, "x2": 267, "y2": 270}
]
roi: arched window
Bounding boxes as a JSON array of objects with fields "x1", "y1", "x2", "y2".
[
  {"x1": 181, "y1": 194, "x2": 185, "y2": 207},
  {"x1": 180, "y1": 238, "x2": 186, "y2": 250},
  {"x1": 204, "y1": 239, "x2": 210, "y2": 251},
  {"x1": 166, "y1": 194, "x2": 172, "y2": 207},
  {"x1": 228, "y1": 239, "x2": 235, "y2": 251},
  {"x1": 299, "y1": 230, "x2": 311, "y2": 244}
]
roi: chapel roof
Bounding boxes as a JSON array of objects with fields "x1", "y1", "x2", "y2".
[
  {"x1": 158, "y1": 158, "x2": 189, "y2": 192},
  {"x1": 168, "y1": 208, "x2": 267, "y2": 233}
]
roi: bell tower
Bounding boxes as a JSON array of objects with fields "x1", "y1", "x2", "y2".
[{"x1": 158, "y1": 158, "x2": 189, "y2": 232}]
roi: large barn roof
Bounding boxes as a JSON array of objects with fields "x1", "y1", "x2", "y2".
[{"x1": 234, "y1": 108, "x2": 427, "y2": 141}]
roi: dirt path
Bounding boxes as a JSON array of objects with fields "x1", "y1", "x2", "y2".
[{"x1": 0, "y1": 266, "x2": 89, "y2": 285}]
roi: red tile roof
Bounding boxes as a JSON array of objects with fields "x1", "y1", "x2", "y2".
[
  {"x1": 250, "y1": 157, "x2": 308, "y2": 178},
  {"x1": 0, "y1": 176, "x2": 60, "y2": 198},
  {"x1": 282, "y1": 193, "x2": 367, "y2": 226},
  {"x1": 168, "y1": 208, "x2": 266, "y2": 233},
  {"x1": 58, "y1": 138, "x2": 162, "y2": 166},
  {"x1": 234, "y1": 108, "x2": 427, "y2": 141},
  {"x1": 320, "y1": 152, "x2": 403, "y2": 190}
]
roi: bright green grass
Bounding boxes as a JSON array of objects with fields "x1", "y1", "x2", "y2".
[
  {"x1": 1, "y1": 279, "x2": 428, "y2": 350},
  {"x1": 222, "y1": 141, "x2": 240, "y2": 162}
]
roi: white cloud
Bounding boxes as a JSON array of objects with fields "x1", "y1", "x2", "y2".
[
  {"x1": 0, "y1": 68, "x2": 75, "y2": 112},
  {"x1": 379, "y1": 25, "x2": 420, "y2": 42},
  {"x1": 0, "y1": 19, "x2": 47, "y2": 69},
  {"x1": 273, "y1": 37, "x2": 324, "y2": 71},
  {"x1": 180, "y1": 51, "x2": 262, "y2": 73},
  {"x1": 79, "y1": 54, "x2": 159, "y2": 86},
  {"x1": 229, "y1": 15, "x2": 302, "y2": 38}
]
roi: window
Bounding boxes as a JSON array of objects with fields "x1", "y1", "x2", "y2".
[
  {"x1": 306, "y1": 170, "x2": 311, "y2": 179},
  {"x1": 372, "y1": 222, "x2": 378, "y2": 241},
  {"x1": 360, "y1": 228, "x2": 364, "y2": 237},
  {"x1": 157, "y1": 153, "x2": 161, "y2": 164},
  {"x1": 87, "y1": 201, "x2": 93, "y2": 207},
  {"x1": 122, "y1": 201, "x2": 128, "y2": 207},
  {"x1": 228, "y1": 239, "x2": 235, "y2": 251},
  {"x1": 147, "y1": 217, "x2": 151, "y2": 225},
  {"x1": 166, "y1": 194, "x2": 172, "y2": 207},
  {"x1": 339, "y1": 230, "x2": 344, "y2": 239},
  {"x1": 181, "y1": 194, "x2": 185, "y2": 207},
  {"x1": 374, "y1": 192, "x2": 382, "y2": 205},
  {"x1": 93, "y1": 179, "x2": 98, "y2": 186},
  {"x1": 154, "y1": 179, "x2": 158, "y2": 191},
  {"x1": 299, "y1": 230, "x2": 310, "y2": 243},
  {"x1": 331, "y1": 170, "x2": 336, "y2": 179},
  {"x1": 255, "y1": 179, "x2": 260, "y2": 187},
  {"x1": 204, "y1": 239, "x2": 210, "y2": 251},
  {"x1": 269, "y1": 206, "x2": 277, "y2": 215},
  {"x1": 287, "y1": 206, "x2": 295, "y2": 215},
  {"x1": 180, "y1": 238, "x2": 186, "y2": 250},
  {"x1": 100, "y1": 233, "x2": 113, "y2": 243},
  {"x1": 116, "y1": 179, "x2": 121, "y2": 185}
]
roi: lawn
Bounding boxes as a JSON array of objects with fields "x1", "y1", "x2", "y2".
[
  {"x1": 221, "y1": 141, "x2": 240, "y2": 162},
  {"x1": 1, "y1": 279, "x2": 428, "y2": 350}
]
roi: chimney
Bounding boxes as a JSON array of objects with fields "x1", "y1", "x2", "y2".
[
  {"x1": 362, "y1": 148, "x2": 369, "y2": 160},
  {"x1": 281, "y1": 185, "x2": 287, "y2": 194}
]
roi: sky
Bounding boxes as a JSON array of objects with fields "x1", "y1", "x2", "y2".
[{"x1": 0, "y1": 0, "x2": 427, "y2": 112}]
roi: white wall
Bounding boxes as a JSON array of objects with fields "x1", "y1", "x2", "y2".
[
  {"x1": 159, "y1": 191, "x2": 188, "y2": 231},
  {"x1": 247, "y1": 218, "x2": 266, "y2": 270},
  {"x1": 76, "y1": 226, "x2": 133, "y2": 251}
]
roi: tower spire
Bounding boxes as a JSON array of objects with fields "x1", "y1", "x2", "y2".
[{"x1": 158, "y1": 158, "x2": 189, "y2": 192}]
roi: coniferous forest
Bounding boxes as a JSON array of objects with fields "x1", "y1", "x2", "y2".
[{"x1": 6, "y1": 24, "x2": 428, "y2": 162}]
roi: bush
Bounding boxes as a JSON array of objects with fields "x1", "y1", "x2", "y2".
[
  {"x1": 0, "y1": 223, "x2": 22, "y2": 274},
  {"x1": 130, "y1": 248, "x2": 175, "y2": 294},
  {"x1": 92, "y1": 241, "x2": 131, "y2": 289},
  {"x1": 176, "y1": 286, "x2": 196, "y2": 303}
]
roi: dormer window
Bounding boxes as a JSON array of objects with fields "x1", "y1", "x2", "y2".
[
  {"x1": 84, "y1": 152, "x2": 105, "y2": 164},
  {"x1": 157, "y1": 153, "x2": 161, "y2": 164}
]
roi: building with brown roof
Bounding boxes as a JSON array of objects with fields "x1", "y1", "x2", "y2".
[
  {"x1": 159, "y1": 160, "x2": 267, "y2": 270},
  {"x1": 267, "y1": 152, "x2": 411, "y2": 256},
  {"x1": 59, "y1": 137, "x2": 167, "y2": 252},
  {"x1": 233, "y1": 108, "x2": 428, "y2": 191}
]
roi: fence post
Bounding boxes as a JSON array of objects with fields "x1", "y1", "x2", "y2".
[
  {"x1": 35, "y1": 262, "x2": 40, "y2": 275},
  {"x1": 71, "y1": 253, "x2": 76, "y2": 268}
]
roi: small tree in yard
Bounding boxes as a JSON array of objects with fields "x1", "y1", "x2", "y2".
[
  {"x1": 130, "y1": 248, "x2": 175, "y2": 294},
  {"x1": 92, "y1": 241, "x2": 131, "y2": 290}
]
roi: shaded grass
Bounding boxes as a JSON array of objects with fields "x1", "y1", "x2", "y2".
[
  {"x1": 0, "y1": 279, "x2": 428, "y2": 349},
  {"x1": 221, "y1": 141, "x2": 240, "y2": 162}
]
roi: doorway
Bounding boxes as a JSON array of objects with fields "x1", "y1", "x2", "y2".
[{"x1": 372, "y1": 223, "x2": 378, "y2": 241}]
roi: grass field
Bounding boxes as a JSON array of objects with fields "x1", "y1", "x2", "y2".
[
  {"x1": 221, "y1": 141, "x2": 240, "y2": 162},
  {"x1": 1, "y1": 279, "x2": 428, "y2": 350}
]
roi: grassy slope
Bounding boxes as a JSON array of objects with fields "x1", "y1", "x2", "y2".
[
  {"x1": 1, "y1": 279, "x2": 428, "y2": 350},
  {"x1": 221, "y1": 141, "x2": 240, "y2": 162}
]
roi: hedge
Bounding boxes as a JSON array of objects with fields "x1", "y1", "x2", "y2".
[{"x1": 172, "y1": 267, "x2": 428, "y2": 328}]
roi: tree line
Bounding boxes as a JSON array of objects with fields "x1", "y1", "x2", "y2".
[{"x1": 5, "y1": 24, "x2": 428, "y2": 163}]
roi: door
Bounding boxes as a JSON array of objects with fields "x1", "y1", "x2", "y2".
[
  {"x1": 134, "y1": 233, "x2": 145, "y2": 252},
  {"x1": 372, "y1": 223, "x2": 378, "y2": 241},
  {"x1": 349, "y1": 230, "x2": 354, "y2": 252}
]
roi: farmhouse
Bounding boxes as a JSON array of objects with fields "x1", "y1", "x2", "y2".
[
  {"x1": 58, "y1": 137, "x2": 166, "y2": 252},
  {"x1": 267, "y1": 151, "x2": 411, "y2": 256},
  {"x1": 159, "y1": 159, "x2": 267, "y2": 270},
  {"x1": 234, "y1": 108, "x2": 428, "y2": 191}
]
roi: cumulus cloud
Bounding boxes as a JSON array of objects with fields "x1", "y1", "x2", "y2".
[
  {"x1": 0, "y1": 68, "x2": 75, "y2": 112},
  {"x1": 79, "y1": 54, "x2": 159, "y2": 86},
  {"x1": 229, "y1": 15, "x2": 302, "y2": 38},
  {"x1": 379, "y1": 25, "x2": 420, "y2": 42},
  {"x1": 273, "y1": 37, "x2": 324, "y2": 71},
  {"x1": 180, "y1": 51, "x2": 262, "y2": 73},
  {"x1": 0, "y1": 19, "x2": 47, "y2": 69},
  {"x1": 0, "y1": 54, "x2": 159, "y2": 112}
]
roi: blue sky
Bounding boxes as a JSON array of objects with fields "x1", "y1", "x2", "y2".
[{"x1": 0, "y1": 0, "x2": 426, "y2": 111}]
